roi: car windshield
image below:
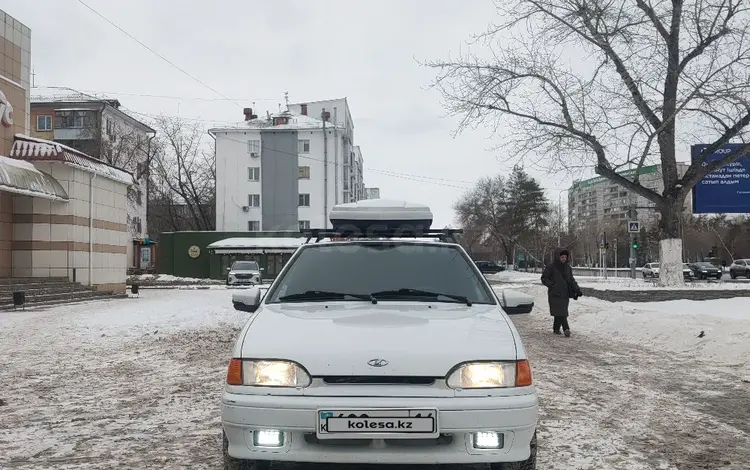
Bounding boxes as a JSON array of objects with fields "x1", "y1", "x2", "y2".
[
  {"x1": 266, "y1": 242, "x2": 496, "y2": 305},
  {"x1": 232, "y1": 261, "x2": 259, "y2": 271},
  {"x1": 651, "y1": 263, "x2": 660, "y2": 268},
  {"x1": 696, "y1": 262, "x2": 714, "y2": 268}
]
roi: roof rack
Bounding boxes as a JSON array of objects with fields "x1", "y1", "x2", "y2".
[{"x1": 303, "y1": 228, "x2": 464, "y2": 244}]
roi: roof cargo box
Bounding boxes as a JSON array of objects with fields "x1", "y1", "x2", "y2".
[{"x1": 328, "y1": 199, "x2": 433, "y2": 235}]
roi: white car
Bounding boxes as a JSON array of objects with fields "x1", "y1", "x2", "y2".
[
  {"x1": 226, "y1": 260, "x2": 263, "y2": 286},
  {"x1": 642, "y1": 262, "x2": 660, "y2": 278},
  {"x1": 221, "y1": 200, "x2": 538, "y2": 469}
]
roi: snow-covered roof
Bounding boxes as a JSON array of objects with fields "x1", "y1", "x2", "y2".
[
  {"x1": 10, "y1": 135, "x2": 136, "y2": 186},
  {"x1": 207, "y1": 237, "x2": 307, "y2": 254},
  {"x1": 209, "y1": 110, "x2": 344, "y2": 133},
  {"x1": 30, "y1": 86, "x2": 121, "y2": 107},
  {"x1": 0, "y1": 155, "x2": 69, "y2": 201}
]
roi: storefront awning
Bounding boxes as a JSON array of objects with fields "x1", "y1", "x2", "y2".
[
  {"x1": 0, "y1": 155, "x2": 69, "y2": 201},
  {"x1": 207, "y1": 237, "x2": 307, "y2": 254}
]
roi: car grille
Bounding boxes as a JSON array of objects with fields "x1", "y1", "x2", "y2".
[
  {"x1": 234, "y1": 274, "x2": 254, "y2": 279},
  {"x1": 321, "y1": 376, "x2": 437, "y2": 385}
]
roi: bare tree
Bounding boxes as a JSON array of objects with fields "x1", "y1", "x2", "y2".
[
  {"x1": 148, "y1": 116, "x2": 215, "y2": 234},
  {"x1": 427, "y1": 0, "x2": 750, "y2": 286},
  {"x1": 454, "y1": 167, "x2": 550, "y2": 263}
]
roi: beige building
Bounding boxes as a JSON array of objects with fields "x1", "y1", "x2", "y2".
[
  {"x1": 0, "y1": 9, "x2": 132, "y2": 292},
  {"x1": 568, "y1": 163, "x2": 692, "y2": 231}
]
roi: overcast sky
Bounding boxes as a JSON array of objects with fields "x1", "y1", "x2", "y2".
[{"x1": 8, "y1": 0, "x2": 574, "y2": 227}]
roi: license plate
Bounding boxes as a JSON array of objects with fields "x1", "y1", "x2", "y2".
[{"x1": 317, "y1": 409, "x2": 438, "y2": 439}]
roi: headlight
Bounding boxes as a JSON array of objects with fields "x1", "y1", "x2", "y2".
[
  {"x1": 227, "y1": 359, "x2": 311, "y2": 387},
  {"x1": 447, "y1": 361, "x2": 530, "y2": 389}
]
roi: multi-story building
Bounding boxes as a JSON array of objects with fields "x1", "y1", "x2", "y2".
[
  {"x1": 211, "y1": 102, "x2": 369, "y2": 232},
  {"x1": 29, "y1": 87, "x2": 155, "y2": 267},
  {"x1": 568, "y1": 163, "x2": 692, "y2": 231},
  {"x1": 0, "y1": 9, "x2": 132, "y2": 291},
  {"x1": 287, "y1": 98, "x2": 366, "y2": 203},
  {"x1": 366, "y1": 187, "x2": 381, "y2": 199}
]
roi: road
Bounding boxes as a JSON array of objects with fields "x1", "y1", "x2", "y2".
[{"x1": 1, "y1": 289, "x2": 749, "y2": 469}]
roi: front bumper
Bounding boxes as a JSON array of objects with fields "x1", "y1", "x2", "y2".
[
  {"x1": 221, "y1": 391, "x2": 538, "y2": 465},
  {"x1": 227, "y1": 276, "x2": 260, "y2": 285}
]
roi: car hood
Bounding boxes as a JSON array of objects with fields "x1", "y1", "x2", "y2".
[
  {"x1": 239, "y1": 302, "x2": 518, "y2": 377},
  {"x1": 230, "y1": 269, "x2": 260, "y2": 275}
]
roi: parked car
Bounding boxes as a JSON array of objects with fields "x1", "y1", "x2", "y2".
[
  {"x1": 226, "y1": 260, "x2": 263, "y2": 286},
  {"x1": 475, "y1": 260, "x2": 505, "y2": 274},
  {"x1": 222, "y1": 200, "x2": 539, "y2": 469},
  {"x1": 729, "y1": 259, "x2": 750, "y2": 279},
  {"x1": 682, "y1": 263, "x2": 695, "y2": 280},
  {"x1": 688, "y1": 262, "x2": 723, "y2": 280},
  {"x1": 642, "y1": 262, "x2": 660, "y2": 278}
]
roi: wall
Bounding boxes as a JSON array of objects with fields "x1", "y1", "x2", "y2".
[
  {"x1": 215, "y1": 128, "x2": 346, "y2": 232},
  {"x1": 12, "y1": 164, "x2": 129, "y2": 292},
  {"x1": 157, "y1": 230, "x2": 301, "y2": 279},
  {"x1": 215, "y1": 129, "x2": 263, "y2": 231},
  {"x1": 260, "y1": 129, "x2": 298, "y2": 230},
  {"x1": 296, "y1": 129, "x2": 345, "y2": 229}
]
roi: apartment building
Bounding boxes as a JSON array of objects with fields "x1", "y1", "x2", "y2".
[
  {"x1": 287, "y1": 98, "x2": 366, "y2": 203},
  {"x1": 29, "y1": 87, "x2": 155, "y2": 267},
  {"x1": 568, "y1": 163, "x2": 692, "y2": 231},
  {"x1": 211, "y1": 104, "x2": 369, "y2": 232}
]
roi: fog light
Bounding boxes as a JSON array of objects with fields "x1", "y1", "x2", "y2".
[
  {"x1": 473, "y1": 431, "x2": 503, "y2": 449},
  {"x1": 253, "y1": 429, "x2": 284, "y2": 448}
]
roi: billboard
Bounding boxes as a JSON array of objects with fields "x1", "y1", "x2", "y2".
[{"x1": 692, "y1": 144, "x2": 750, "y2": 213}]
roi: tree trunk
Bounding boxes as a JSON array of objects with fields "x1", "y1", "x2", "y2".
[{"x1": 657, "y1": 197, "x2": 685, "y2": 287}]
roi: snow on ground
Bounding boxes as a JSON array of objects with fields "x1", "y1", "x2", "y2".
[
  {"x1": 2, "y1": 288, "x2": 749, "y2": 469},
  {"x1": 494, "y1": 282, "x2": 750, "y2": 371},
  {"x1": 489, "y1": 269, "x2": 750, "y2": 290}
]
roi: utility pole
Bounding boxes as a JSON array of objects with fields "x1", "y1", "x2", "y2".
[{"x1": 322, "y1": 109, "x2": 328, "y2": 228}]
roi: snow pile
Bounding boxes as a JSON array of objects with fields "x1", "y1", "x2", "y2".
[
  {"x1": 485, "y1": 270, "x2": 541, "y2": 284},
  {"x1": 128, "y1": 274, "x2": 223, "y2": 285},
  {"x1": 512, "y1": 285, "x2": 750, "y2": 370}
]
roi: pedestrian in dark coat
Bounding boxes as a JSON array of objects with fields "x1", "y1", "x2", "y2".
[{"x1": 541, "y1": 248, "x2": 582, "y2": 337}]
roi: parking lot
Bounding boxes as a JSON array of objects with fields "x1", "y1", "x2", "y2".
[{"x1": 1, "y1": 287, "x2": 749, "y2": 469}]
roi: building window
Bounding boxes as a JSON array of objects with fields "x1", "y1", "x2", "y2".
[
  {"x1": 298, "y1": 166, "x2": 310, "y2": 179},
  {"x1": 299, "y1": 220, "x2": 311, "y2": 231},
  {"x1": 36, "y1": 115, "x2": 52, "y2": 131},
  {"x1": 248, "y1": 221, "x2": 261, "y2": 231},
  {"x1": 248, "y1": 167, "x2": 260, "y2": 181},
  {"x1": 298, "y1": 139, "x2": 310, "y2": 153},
  {"x1": 248, "y1": 194, "x2": 261, "y2": 207},
  {"x1": 248, "y1": 140, "x2": 261, "y2": 156},
  {"x1": 298, "y1": 193, "x2": 310, "y2": 207}
]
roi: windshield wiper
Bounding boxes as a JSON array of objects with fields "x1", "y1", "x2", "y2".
[
  {"x1": 278, "y1": 290, "x2": 377, "y2": 303},
  {"x1": 370, "y1": 288, "x2": 472, "y2": 306}
]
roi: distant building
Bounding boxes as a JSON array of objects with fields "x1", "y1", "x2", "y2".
[
  {"x1": 287, "y1": 98, "x2": 366, "y2": 203},
  {"x1": 568, "y1": 163, "x2": 692, "y2": 231},
  {"x1": 29, "y1": 87, "x2": 155, "y2": 267},
  {"x1": 366, "y1": 187, "x2": 381, "y2": 199},
  {"x1": 210, "y1": 100, "x2": 370, "y2": 232}
]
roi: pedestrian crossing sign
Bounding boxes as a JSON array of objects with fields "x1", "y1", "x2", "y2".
[{"x1": 628, "y1": 221, "x2": 640, "y2": 233}]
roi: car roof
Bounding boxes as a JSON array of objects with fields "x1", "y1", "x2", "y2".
[{"x1": 303, "y1": 238, "x2": 458, "y2": 247}]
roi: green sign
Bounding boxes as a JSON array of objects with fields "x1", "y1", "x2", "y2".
[{"x1": 571, "y1": 165, "x2": 659, "y2": 190}]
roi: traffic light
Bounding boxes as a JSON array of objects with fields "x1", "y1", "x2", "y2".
[{"x1": 632, "y1": 239, "x2": 639, "y2": 249}]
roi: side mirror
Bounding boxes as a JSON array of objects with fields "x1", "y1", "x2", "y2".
[
  {"x1": 232, "y1": 287, "x2": 262, "y2": 312},
  {"x1": 500, "y1": 289, "x2": 535, "y2": 315},
  {"x1": 259, "y1": 268, "x2": 265, "y2": 271},
  {"x1": 226, "y1": 267, "x2": 231, "y2": 271}
]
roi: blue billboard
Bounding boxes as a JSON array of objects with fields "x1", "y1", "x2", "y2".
[{"x1": 692, "y1": 144, "x2": 750, "y2": 214}]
